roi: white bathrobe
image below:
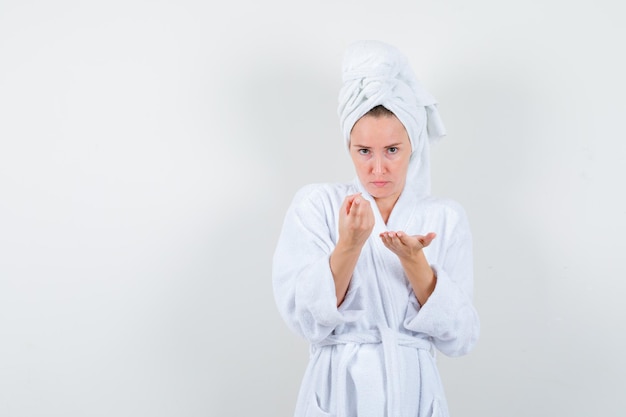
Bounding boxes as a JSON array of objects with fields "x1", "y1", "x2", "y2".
[
  {"x1": 273, "y1": 40, "x2": 479, "y2": 417},
  {"x1": 272, "y1": 178, "x2": 479, "y2": 417}
]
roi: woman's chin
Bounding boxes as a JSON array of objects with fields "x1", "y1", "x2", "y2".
[{"x1": 366, "y1": 188, "x2": 397, "y2": 201}]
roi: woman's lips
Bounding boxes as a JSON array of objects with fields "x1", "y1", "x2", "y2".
[{"x1": 371, "y1": 181, "x2": 389, "y2": 187}]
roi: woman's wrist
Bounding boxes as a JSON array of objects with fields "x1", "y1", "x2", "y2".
[{"x1": 334, "y1": 238, "x2": 365, "y2": 255}]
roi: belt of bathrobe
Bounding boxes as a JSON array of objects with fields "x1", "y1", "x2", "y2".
[{"x1": 314, "y1": 326, "x2": 432, "y2": 417}]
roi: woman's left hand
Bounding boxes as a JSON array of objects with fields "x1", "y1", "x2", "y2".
[{"x1": 379, "y1": 231, "x2": 436, "y2": 261}]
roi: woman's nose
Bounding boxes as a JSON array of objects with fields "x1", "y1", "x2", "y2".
[{"x1": 372, "y1": 156, "x2": 384, "y2": 174}]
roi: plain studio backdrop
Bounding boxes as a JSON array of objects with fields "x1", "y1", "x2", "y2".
[{"x1": 1, "y1": 1, "x2": 625, "y2": 416}]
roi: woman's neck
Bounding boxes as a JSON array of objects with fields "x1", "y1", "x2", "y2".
[{"x1": 375, "y1": 195, "x2": 400, "y2": 224}]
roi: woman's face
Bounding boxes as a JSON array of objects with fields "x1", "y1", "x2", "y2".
[{"x1": 349, "y1": 113, "x2": 411, "y2": 204}]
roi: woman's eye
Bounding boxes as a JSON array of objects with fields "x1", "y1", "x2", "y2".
[
  {"x1": 388, "y1": 147, "x2": 398, "y2": 154},
  {"x1": 358, "y1": 149, "x2": 369, "y2": 155}
]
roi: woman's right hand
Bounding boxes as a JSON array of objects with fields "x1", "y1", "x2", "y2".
[
  {"x1": 331, "y1": 193, "x2": 374, "y2": 306},
  {"x1": 337, "y1": 193, "x2": 375, "y2": 250}
]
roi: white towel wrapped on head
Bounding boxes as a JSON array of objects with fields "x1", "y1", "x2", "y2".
[{"x1": 337, "y1": 40, "x2": 446, "y2": 197}]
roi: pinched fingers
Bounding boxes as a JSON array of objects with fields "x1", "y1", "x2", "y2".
[
  {"x1": 349, "y1": 195, "x2": 366, "y2": 214},
  {"x1": 341, "y1": 193, "x2": 360, "y2": 215},
  {"x1": 338, "y1": 194, "x2": 374, "y2": 248},
  {"x1": 349, "y1": 195, "x2": 374, "y2": 222}
]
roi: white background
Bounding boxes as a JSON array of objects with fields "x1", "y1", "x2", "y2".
[{"x1": 1, "y1": 1, "x2": 625, "y2": 416}]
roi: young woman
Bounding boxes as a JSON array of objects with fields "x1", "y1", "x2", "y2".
[{"x1": 273, "y1": 40, "x2": 479, "y2": 417}]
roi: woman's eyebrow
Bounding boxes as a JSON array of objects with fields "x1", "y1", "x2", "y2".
[{"x1": 351, "y1": 142, "x2": 403, "y2": 148}]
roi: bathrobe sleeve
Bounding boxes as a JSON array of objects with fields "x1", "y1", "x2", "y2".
[
  {"x1": 403, "y1": 202, "x2": 480, "y2": 357},
  {"x1": 272, "y1": 185, "x2": 363, "y2": 344}
]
